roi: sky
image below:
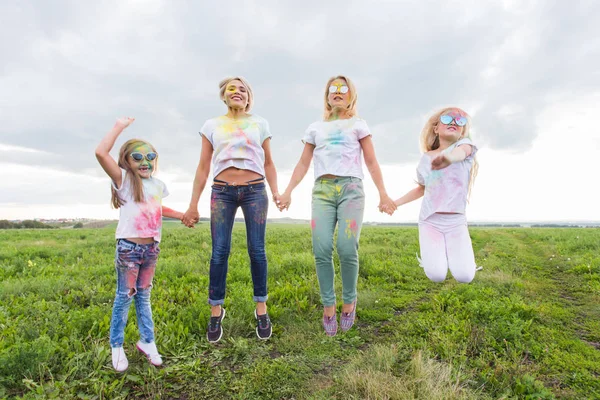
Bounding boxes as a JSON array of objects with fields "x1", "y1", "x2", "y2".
[{"x1": 1, "y1": 0, "x2": 599, "y2": 223}]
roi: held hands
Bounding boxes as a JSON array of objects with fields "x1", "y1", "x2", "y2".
[
  {"x1": 181, "y1": 207, "x2": 200, "y2": 228},
  {"x1": 115, "y1": 117, "x2": 135, "y2": 129},
  {"x1": 272, "y1": 192, "x2": 283, "y2": 208},
  {"x1": 277, "y1": 191, "x2": 291, "y2": 211},
  {"x1": 378, "y1": 194, "x2": 397, "y2": 216}
]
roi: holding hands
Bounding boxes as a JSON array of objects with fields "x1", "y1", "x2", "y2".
[
  {"x1": 182, "y1": 208, "x2": 200, "y2": 228},
  {"x1": 378, "y1": 193, "x2": 397, "y2": 216},
  {"x1": 272, "y1": 192, "x2": 282, "y2": 208},
  {"x1": 277, "y1": 191, "x2": 291, "y2": 211}
]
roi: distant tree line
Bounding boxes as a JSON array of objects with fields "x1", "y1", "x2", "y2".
[{"x1": 0, "y1": 220, "x2": 58, "y2": 229}]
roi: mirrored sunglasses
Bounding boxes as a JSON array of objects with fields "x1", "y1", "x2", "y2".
[
  {"x1": 130, "y1": 152, "x2": 157, "y2": 162},
  {"x1": 328, "y1": 85, "x2": 349, "y2": 94},
  {"x1": 440, "y1": 114, "x2": 467, "y2": 127}
]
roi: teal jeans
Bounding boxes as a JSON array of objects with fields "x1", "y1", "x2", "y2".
[{"x1": 311, "y1": 177, "x2": 365, "y2": 306}]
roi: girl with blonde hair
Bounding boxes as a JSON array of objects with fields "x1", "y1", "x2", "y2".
[
  {"x1": 95, "y1": 117, "x2": 185, "y2": 371},
  {"x1": 182, "y1": 76, "x2": 279, "y2": 343},
  {"x1": 393, "y1": 107, "x2": 479, "y2": 283},
  {"x1": 278, "y1": 75, "x2": 396, "y2": 336}
]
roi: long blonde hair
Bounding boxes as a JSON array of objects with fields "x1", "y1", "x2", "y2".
[
  {"x1": 420, "y1": 107, "x2": 479, "y2": 199},
  {"x1": 323, "y1": 75, "x2": 358, "y2": 120},
  {"x1": 111, "y1": 139, "x2": 158, "y2": 208},
  {"x1": 219, "y1": 76, "x2": 254, "y2": 112}
]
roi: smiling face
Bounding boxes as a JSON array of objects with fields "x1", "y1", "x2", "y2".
[
  {"x1": 128, "y1": 143, "x2": 156, "y2": 179},
  {"x1": 327, "y1": 78, "x2": 351, "y2": 109},
  {"x1": 223, "y1": 79, "x2": 249, "y2": 110},
  {"x1": 434, "y1": 109, "x2": 467, "y2": 142}
]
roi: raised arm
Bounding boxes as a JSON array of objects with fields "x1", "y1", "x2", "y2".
[
  {"x1": 94, "y1": 117, "x2": 134, "y2": 186},
  {"x1": 360, "y1": 136, "x2": 397, "y2": 215},
  {"x1": 262, "y1": 138, "x2": 280, "y2": 204},
  {"x1": 431, "y1": 144, "x2": 473, "y2": 170},
  {"x1": 182, "y1": 136, "x2": 213, "y2": 227},
  {"x1": 278, "y1": 143, "x2": 315, "y2": 211}
]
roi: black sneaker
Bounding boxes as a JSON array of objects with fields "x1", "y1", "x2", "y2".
[
  {"x1": 207, "y1": 307, "x2": 225, "y2": 343},
  {"x1": 254, "y1": 309, "x2": 272, "y2": 340}
]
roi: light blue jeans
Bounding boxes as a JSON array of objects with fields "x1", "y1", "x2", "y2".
[
  {"x1": 311, "y1": 177, "x2": 365, "y2": 306},
  {"x1": 109, "y1": 239, "x2": 159, "y2": 348}
]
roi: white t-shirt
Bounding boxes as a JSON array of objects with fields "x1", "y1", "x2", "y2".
[
  {"x1": 200, "y1": 115, "x2": 272, "y2": 179},
  {"x1": 112, "y1": 170, "x2": 169, "y2": 242},
  {"x1": 302, "y1": 117, "x2": 371, "y2": 180},
  {"x1": 416, "y1": 138, "x2": 477, "y2": 222}
]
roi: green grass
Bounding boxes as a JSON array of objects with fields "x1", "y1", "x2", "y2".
[{"x1": 0, "y1": 225, "x2": 599, "y2": 399}]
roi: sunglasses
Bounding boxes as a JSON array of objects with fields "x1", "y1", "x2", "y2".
[
  {"x1": 440, "y1": 114, "x2": 468, "y2": 127},
  {"x1": 328, "y1": 84, "x2": 349, "y2": 94},
  {"x1": 130, "y1": 152, "x2": 157, "y2": 162}
]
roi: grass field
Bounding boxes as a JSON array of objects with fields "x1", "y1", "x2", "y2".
[{"x1": 0, "y1": 224, "x2": 599, "y2": 399}]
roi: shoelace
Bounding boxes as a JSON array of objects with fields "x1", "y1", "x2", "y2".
[
  {"x1": 209, "y1": 317, "x2": 221, "y2": 332},
  {"x1": 257, "y1": 314, "x2": 270, "y2": 329}
]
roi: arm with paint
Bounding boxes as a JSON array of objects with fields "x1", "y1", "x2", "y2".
[
  {"x1": 95, "y1": 117, "x2": 134, "y2": 187},
  {"x1": 262, "y1": 138, "x2": 280, "y2": 205},
  {"x1": 431, "y1": 144, "x2": 473, "y2": 170},
  {"x1": 182, "y1": 136, "x2": 213, "y2": 227},
  {"x1": 278, "y1": 143, "x2": 315, "y2": 211},
  {"x1": 162, "y1": 206, "x2": 184, "y2": 221},
  {"x1": 360, "y1": 136, "x2": 397, "y2": 216},
  {"x1": 394, "y1": 185, "x2": 425, "y2": 207}
]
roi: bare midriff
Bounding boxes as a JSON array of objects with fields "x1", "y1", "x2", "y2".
[
  {"x1": 215, "y1": 167, "x2": 263, "y2": 185},
  {"x1": 126, "y1": 237, "x2": 156, "y2": 244},
  {"x1": 319, "y1": 174, "x2": 339, "y2": 179}
]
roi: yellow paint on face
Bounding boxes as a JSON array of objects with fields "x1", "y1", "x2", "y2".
[{"x1": 129, "y1": 144, "x2": 155, "y2": 173}]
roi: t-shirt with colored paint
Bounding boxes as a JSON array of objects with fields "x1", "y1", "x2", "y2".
[
  {"x1": 112, "y1": 170, "x2": 169, "y2": 242},
  {"x1": 200, "y1": 115, "x2": 272, "y2": 179},
  {"x1": 416, "y1": 138, "x2": 477, "y2": 222},
  {"x1": 302, "y1": 117, "x2": 371, "y2": 180}
]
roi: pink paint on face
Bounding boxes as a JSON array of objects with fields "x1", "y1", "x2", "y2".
[{"x1": 311, "y1": 219, "x2": 316, "y2": 230}]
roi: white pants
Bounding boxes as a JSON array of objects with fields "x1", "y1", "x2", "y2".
[{"x1": 418, "y1": 213, "x2": 476, "y2": 283}]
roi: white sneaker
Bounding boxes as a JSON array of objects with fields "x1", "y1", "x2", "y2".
[
  {"x1": 112, "y1": 347, "x2": 129, "y2": 372},
  {"x1": 136, "y1": 341, "x2": 163, "y2": 367}
]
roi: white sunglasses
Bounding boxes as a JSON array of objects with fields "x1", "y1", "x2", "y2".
[{"x1": 328, "y1": 85, "x2": 349, "y2": 94}]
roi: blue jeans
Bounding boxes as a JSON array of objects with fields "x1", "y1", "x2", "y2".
[
  {"x1": 109, "y1": 239, "x2": 159, "y2": 348},
  {"x1": 209, "y1": 182, "x2": 269, "y2": 306}
]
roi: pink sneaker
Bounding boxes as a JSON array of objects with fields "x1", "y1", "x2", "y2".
[
  {"x1": 340, "y1": 299, "x2": 357, "y2": 332},
  {"x1": 322, "y1": 313, "x2": 337, "y2": 337}
]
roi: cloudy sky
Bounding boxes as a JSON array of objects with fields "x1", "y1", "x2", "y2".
[{"x1": 1, "y1": 0, "x2": 599, "y2": 223}]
